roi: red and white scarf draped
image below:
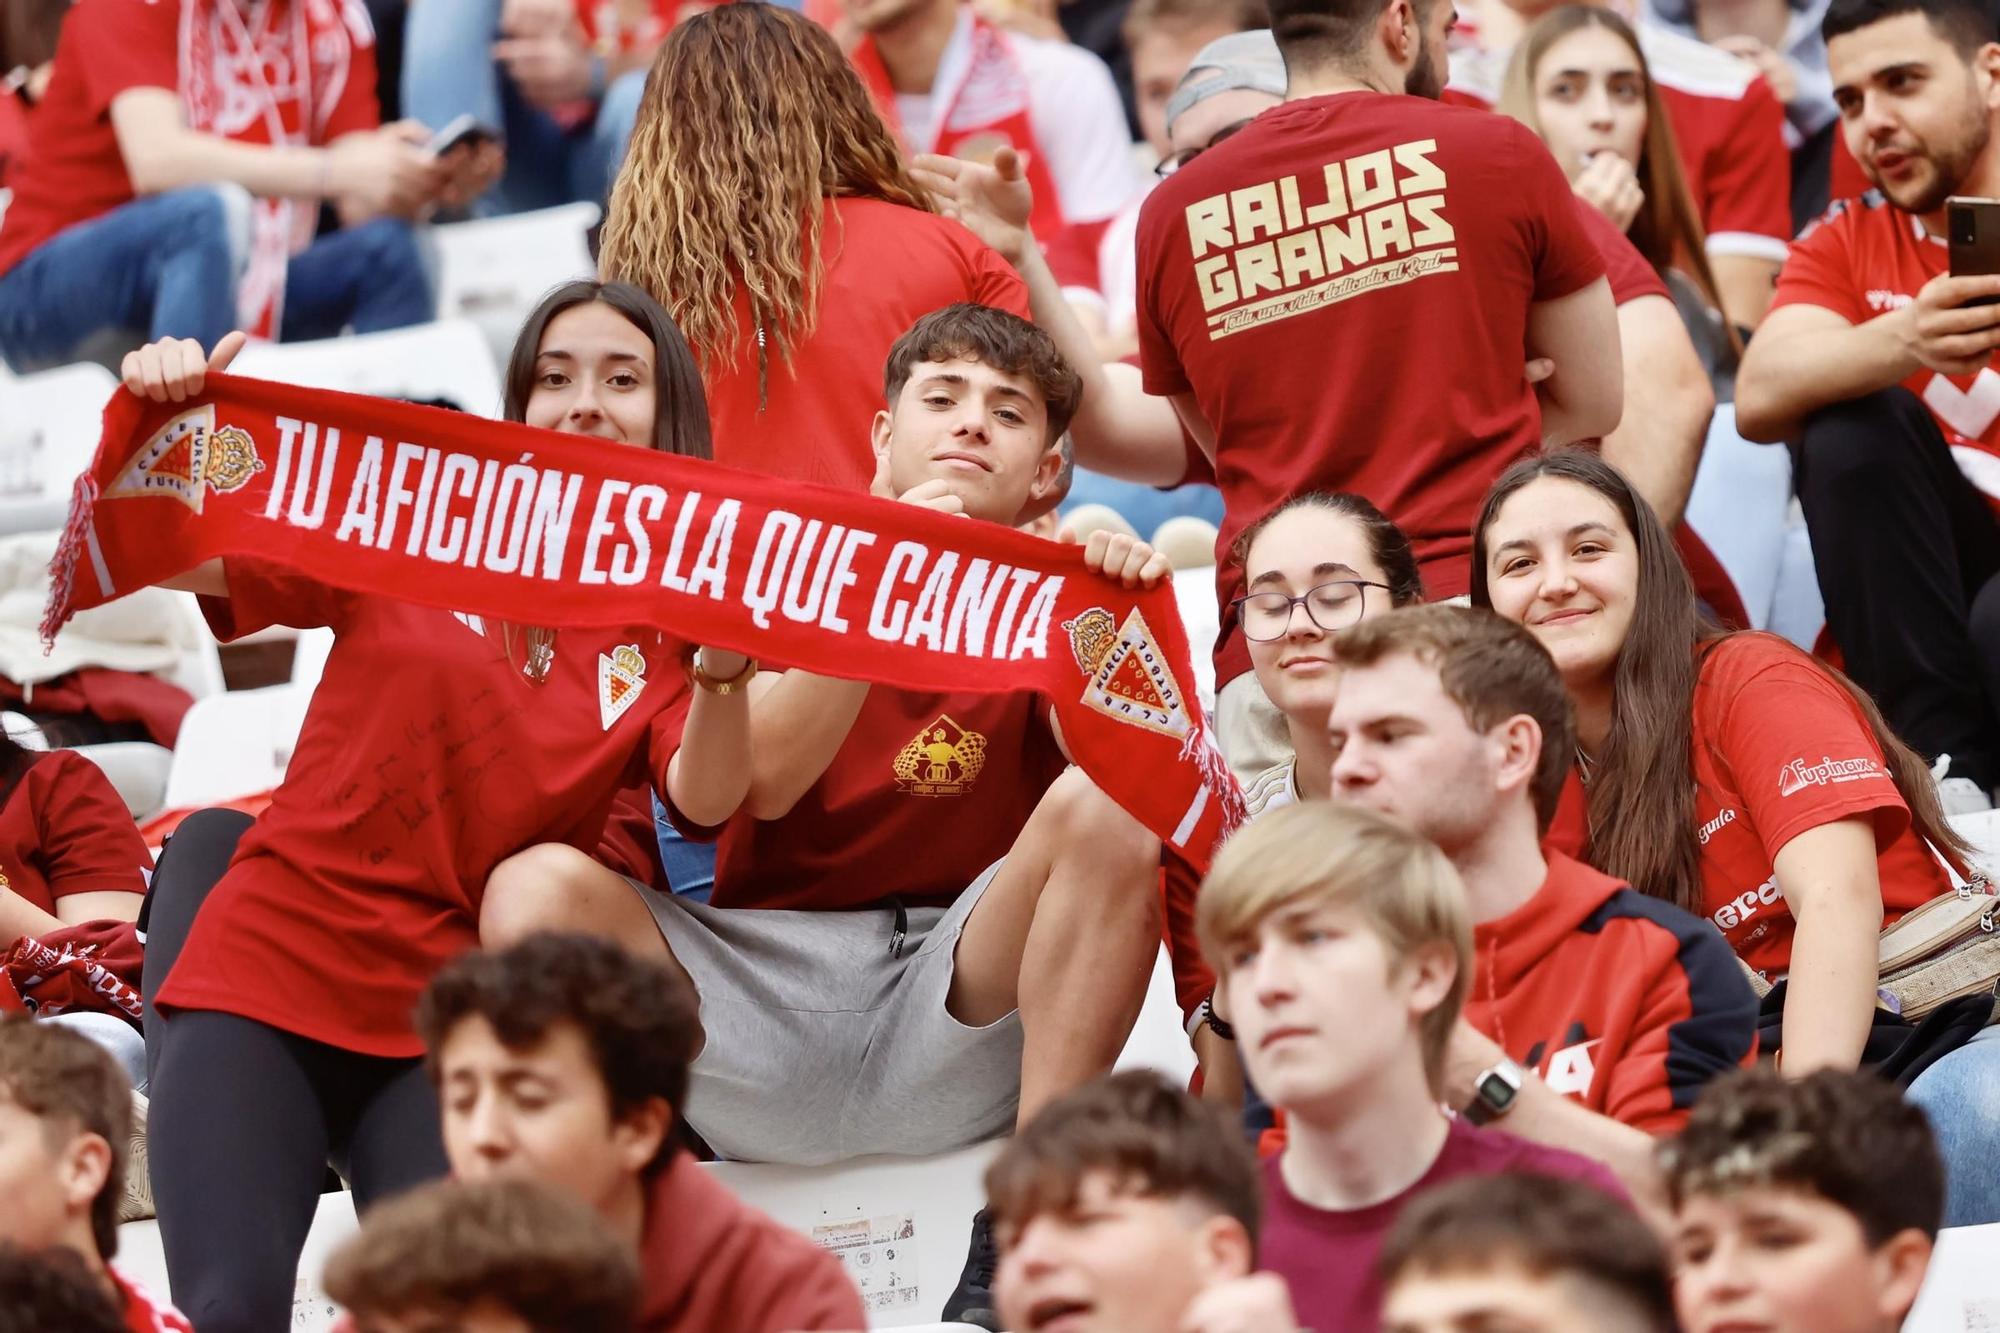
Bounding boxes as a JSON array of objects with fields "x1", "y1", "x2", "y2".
[
  {"x1": 177, "y1": 0, "x2": 371, "y2": 339},
  {"x1": 851, "y1": 8, "x2": 1069, "y2": 240}
]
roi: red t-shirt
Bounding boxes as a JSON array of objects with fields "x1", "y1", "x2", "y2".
[
  {"x1": 666, "y1": 686, "x2": 1068, "y2": 911},
  {"x1": 701, "y1": 197, "x2": 1030, "y2": 492},
  {"x1": 1772, "y1": 193, "x2": 2000, "y2": 509},
  {"x1": 0, "y1": 0, "x2": 379, "y2": 277},
  {"x1": 0, "y1": 750, "x2": 151, "y2": 918},
  {"x1": 113, "y1": 1267, "x2": 194, "y2": 1333},
  {"x1": 1136, "y1": 91, "x2": 1603, "y2": 684},
  {"x1": 1260, "y1": 1118, "x2": 1626, "y2": 1332},
  {"x1": 1690, "y1": 634, "x2": 1947, "y2": 976},
  {"x1": 1466, "y1": 852, "x2": 1758, "y2": 1134},
  {"x1": 639, "y1": 1154, "x2": 867, "y2": 1332},
  {"x1": 156, "y1": 561, "x2": 691, "y2": 1057}
]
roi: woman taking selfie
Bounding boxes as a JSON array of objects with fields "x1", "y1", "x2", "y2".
[
  {"x1": 126, "y1": 280, "x2": 753, "y2": 1331},
  {"x1": 1472, "y1": 448, "x2": 2000, "y2": 1225}
]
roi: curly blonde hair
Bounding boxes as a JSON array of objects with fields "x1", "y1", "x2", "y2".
[{"x1": 600, "y1": 3, "x2": 936, "y2": 395}]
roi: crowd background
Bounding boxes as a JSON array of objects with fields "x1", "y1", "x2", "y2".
[{"x1": 2, "y1": 0, "x2": 2000, "y2": 1329}]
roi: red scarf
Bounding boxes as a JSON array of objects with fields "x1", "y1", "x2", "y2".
[
  {"x1": 0, "y1": 920, "x2": 144, "y2": 1026},
  {"x1": 179, "y1": 0, "x2": 372, "y2": 338},
  {"x1": 44, "y1": 378, "x2": 1243, "y2": 868},
  {"x1": 852, "y1": 9, "x2": 1068, "y2": 240}
]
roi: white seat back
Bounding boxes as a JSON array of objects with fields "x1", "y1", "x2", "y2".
[
  {"x1": 230, "y1": 319, "x2": 503, "y2": 419},
  {"x1": 0, "y1": 361, "x2": 119, "y2": 536},
  {"x1": 162, "y1": 684, "x2": 303, "y2": 808},
  {"x1": 72, "y1": 741, "x2": 172, "y2": 820},
  {"x1": 431, "y1": 203, "x2": 600, "y2": 365}
]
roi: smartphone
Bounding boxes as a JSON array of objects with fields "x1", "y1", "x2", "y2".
[
  {"x1": 1948, "y1": 196, "x2": 2000, "y2": 305},
  {"x1": 425, "y1": 113, "x2": 498, "y2": 157}
]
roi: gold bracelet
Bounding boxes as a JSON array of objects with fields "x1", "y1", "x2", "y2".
[{"x1": 684, "y1": 645, "x2": 758, "y2": 695}]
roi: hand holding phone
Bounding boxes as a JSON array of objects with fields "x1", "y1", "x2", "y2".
[
  {"x1": 426, "y1": 114, "x2": 499, "y2": 158},
  {"x1": 1948, "y1": 197, "x2": 2000, "y2": 306}
]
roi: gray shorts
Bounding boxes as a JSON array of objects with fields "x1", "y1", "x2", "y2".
[{"x1": 628, "y1": 864, "x2": 1022, "y2": 1166}]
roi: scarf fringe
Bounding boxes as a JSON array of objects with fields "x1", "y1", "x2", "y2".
[
  {"x1": 1181, "y1": 722, "x2": 1248, "y2": 837},
  {"x1": 41, "y1": 472, "x2": 98, "y2": 652}
]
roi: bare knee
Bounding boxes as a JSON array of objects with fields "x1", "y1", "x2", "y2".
[
  {"x1": 1040, "y1": 769, "x2": 1161, "y2": 899},
  {"x1": 480, "y1": 843, "x2": 613, "y2": 949}
]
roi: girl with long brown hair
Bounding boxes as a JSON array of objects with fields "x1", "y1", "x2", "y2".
[
  {"x1": 1471, "y1": 449, "x2": 2000, "y2": 1224},
  {"x1": 599, "y1": 2, "x2": 1028, "y2": 491},
  {"x1": 1498, "y1": 7, "x2": 1742, "y2": 370}
]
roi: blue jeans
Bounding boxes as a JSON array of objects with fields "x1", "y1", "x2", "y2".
[
  {"x1": 1061, "y1": 470, "x2": 1225, "y2": 541},
  {"x1": 401, "y1": 0, "x2": 646, "y2": 214},
  {"x1": 1907, "y1": 1024, "x2": 2000, "y2": 1226},
  {"x1": 48, "y1": 1011, "x2": 148, "y2": 1096},
  {"x1": 651, "y1": 793, "x2": 716, "y2": 903},
  {"x1": 0, "y1": 185, "x2": 432, "y2": 370}
]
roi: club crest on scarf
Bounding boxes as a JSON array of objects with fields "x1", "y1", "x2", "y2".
[
  {"x1": 1064, "y1": 607, "x2": 1192, "y2": 741},
  {"x1": 104, "y1": 407, "x2": 264, "y2": 513},
  {"x1": 598, "y1": 644, "x2": 647, "y2": 730},
  {"x1": 894, "y1": 715, "x2": 988, "y2": 796}
]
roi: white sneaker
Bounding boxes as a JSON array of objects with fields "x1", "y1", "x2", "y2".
[
  {"x1": 119, "y1": 1089, "x2": 153, "y2": 1223},
  {"x1": 1932, "y1": 754, "x2": 1994, "y2": 816}
]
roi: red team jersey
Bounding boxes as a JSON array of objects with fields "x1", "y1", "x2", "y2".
[
  {"x1": 113, "y1": 1268, "x2": 194, "y2": 1333},
  {"x1": 1690, "y1": 635, "x2": 1947, "y2": 976},
  {"x1": 0, "y1": 0, "x2": 379, "y2": 277},
  {"x1": 0, "y1": 751, "x2": 151, "y2": 917},
  {"x1": 701, "y1": 198, "x2": 1030, "y2": 492},
  {"x1": 158, "y1": 561, "x2": 692, "y2": 1056},
  {"x1": 1136, "y1": 91, "x2": 1604, "y2": 684},
  {"x1": 1773, "y1": 194, "x2": 2000, "y2": 509},
  {"x1": 664, "y1": 686, "x2": 1069, "y2": 911}
]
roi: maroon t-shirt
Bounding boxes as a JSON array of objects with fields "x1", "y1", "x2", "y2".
[{"x1": 1260, "y1": 1117, "x2": 1626, "y2": 1331}]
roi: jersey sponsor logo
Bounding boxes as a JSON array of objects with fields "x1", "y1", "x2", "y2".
[
  {"x1": 1064, "y1": 606, "x2": 1192, "y2": 740},
  {"x1": 1866, "y1": 289, "x2": 1914, "y2": 312},
  {"x1": 893, "y1": 714, "x2": 988, "y2": 796},
  {"x1": 1523, "y1": 1022, "x2": 1600, "y2": 1100},
  {"x1": 105, "y1": 407, "x2": 265, "y2": 513},
  {"x1": 1180, "y1": 138, "x2": 1457, "y2": 341},
  {"x1": 1713, "y1": 874, "x2": 1781, "y2": 930},
  {"x1": 1778, "y1": 754, "x2": 1886, "y2": 797},
  {"x1": 1697, "y1": 807, "x2": 1739, "y2": 845},
  {"x1": 597, "y1": 643, "x2": 647, "y2": 730}
]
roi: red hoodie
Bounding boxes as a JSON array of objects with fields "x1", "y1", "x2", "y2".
[{"x1": 1464, "y1": 852, "x2": 1759, "y2": 1135}]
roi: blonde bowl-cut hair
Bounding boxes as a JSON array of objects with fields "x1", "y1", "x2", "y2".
[
  {"x1": 599, "y1": 3, "x2": 936, "y2": 393},
  {"x1": 1196, "y1": 801, "x2": 1473, "y2": 1097}
]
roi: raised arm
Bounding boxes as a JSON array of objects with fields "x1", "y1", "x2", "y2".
[
  {"x1": 912, "y1": 149, "x2": 1191, "y2": 486},
  {"x1": 1735, "y1": 274, "x2": 2000, "y2": 441},
  {"x1": 1528, "y1": 276, "x2": 1625, "y2": 445},
  {"x1": 116, "y1": 334, "x2": 253, "y2": 598}
]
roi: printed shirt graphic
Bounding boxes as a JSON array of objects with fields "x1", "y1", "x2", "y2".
[
  {"x1": 1774, "y1": 194, "x2": 2000, "y2": 509},
  {"x1": 661, "y1": 685, "x2": 1068, "y2": 912},
  {"x1": 1689, "y1": 634, "x2": 1946, "y2": 975},
  {"x1": 1136, "y1": 91, "x2": 1604, "y2": 621}
]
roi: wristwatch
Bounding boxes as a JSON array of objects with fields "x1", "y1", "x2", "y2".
[
  {"x1": 684, "y1": 646, "x2": 758, "y2": 695},
  {"x1": 1462, "y1": 1056, "x2": 1525, "y2": 1126}
]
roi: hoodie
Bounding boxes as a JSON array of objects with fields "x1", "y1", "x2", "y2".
[{"x1": 1465, "y1": 852, "x2": 1760, "y2": 1135}]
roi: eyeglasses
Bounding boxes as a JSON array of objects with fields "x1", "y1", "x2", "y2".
[
  {"x1": 1232, "y1": 580, "x2": 1391, "y2": 641},
  {"x1": 1154, "y1": 117, "x2": 1257, "y2": 178}
]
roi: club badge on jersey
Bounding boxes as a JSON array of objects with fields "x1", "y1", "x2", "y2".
[{"x1": 598, "y1": 643, "x2": 648, "y2": 730}]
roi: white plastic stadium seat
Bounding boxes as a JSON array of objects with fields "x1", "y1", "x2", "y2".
[
  {"x1": 430, "y1": 202, "x2": 600, "y2": 365},
  {"x1": 73, "y1": 741, "x2": 172, "y2": 821},
  {"x1": 229, "y1": 319, "x2": 504, "y2": 419},
  {"x1": 0, "y1": 361, "x2": 120, "y2": 536},
  {"x1": 162, "y1": 684, "x2": 304, "y2": 808},
  {"x1": 1907, "y1": 1222, "x2": 2000, "y2": 1331}
]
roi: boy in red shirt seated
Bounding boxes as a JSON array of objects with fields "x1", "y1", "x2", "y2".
[
  {"x1": 1326, "y1": 606, "x2": 1758, "y2": 1219},
  {"x1": 323, "y1": 1177, "x2": 640, "y2": 1333},
  {"x1": 1378, "y1": 1173, "x2": 1678, "y2": 1333},
  {"x1": 1664, "y1": 1067, "x2": 1943, "y2": 1333},
  {"x1": 416, "y1": 933, "x2": 867, "y2": 1333},
  {"x1": 986, "y1": 1069, "x2": 1305, "y2": 1333},
  {"x1": 0, "y1": 1018, "x2": 190, "y2": 1333},
  {"x1": 479, "y1": 303, "x2": 1170, "y2": 1326},
  {"x1": 1195, "y1": 800, "x2": 1627, "y2": 1331}
]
